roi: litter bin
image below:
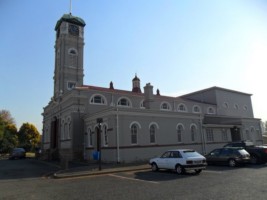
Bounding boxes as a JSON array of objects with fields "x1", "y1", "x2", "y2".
[{"x1": 93, "y1": 151, "x2": 100, "y2": 160}]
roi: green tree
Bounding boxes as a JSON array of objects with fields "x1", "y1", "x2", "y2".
[
  {"x1": 18, "y1": 123, "x2": 40, "y2": 151},
  {"x1": 0, "y1": 124, "x2": 18, "y2": 152},
  {"x1": 0, "y1": 110, "x2": 17, "y2": 153}
]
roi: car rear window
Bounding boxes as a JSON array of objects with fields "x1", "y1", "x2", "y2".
[
  {"x1": 238, "y1": 149, "x2": 249, "y2": 155},
  {"x1": 183, "y1": 150, "x2": 200, "y2": 157}
]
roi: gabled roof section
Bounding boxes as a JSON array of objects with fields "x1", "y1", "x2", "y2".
[
  {"x1": 180, "y1": 86, "x2": 252, "y2": 98},
  {"x1": 55, "y1": 14, "x2": 86, "y2": 30}
]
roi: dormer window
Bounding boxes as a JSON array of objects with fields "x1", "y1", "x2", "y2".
[
  {"x1": 178, "y1": 103, "x2": 187, "y2": 112},
  {"x1": 140, "y1": 100, "x2": 145, "y2": 109},
  {"x1": 118, "y1": 97, "x2": 131, "y2": 107},
  {"x1": 160, "y1": 102, "x2": 171, "y2": 111},
  {"x1": 207, "y1": 107, "x2": 215, "y2": 114},
  {"x1": 193, "y1": 105, "x2": 201, "y2": 113},
  {"x1": 90, "y1": 94, "x2": 106, "y2": 105}
]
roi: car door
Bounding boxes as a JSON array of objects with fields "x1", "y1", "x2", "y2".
[
  {"x1": 168, "y1": 151, "x2": 183, "y2": 169},
  {"x1": 157, "y1": 151, "x2": 171, "y2": 169},
  {"x1": 219, "y1": 148, "x2": 231, "y2": 164},
  {"x1": 207, "y1": 149, "x2": 221, "y2": 164}
]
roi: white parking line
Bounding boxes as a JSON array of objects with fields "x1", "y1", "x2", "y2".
[
  {"x1": 204, "y1": 170, "x2": 223, "y2": 174},
  {"x1": 108, "y1": 174, "x2": 159, "y2": 184}
]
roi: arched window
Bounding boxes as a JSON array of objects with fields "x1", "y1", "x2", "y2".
[
  {"x1": 118, "y1": 97, "x2": 131, "y2": 107},
  {"x1": 87, "y1": 128, "x2": 93, "y2": 147},
  {"x1": 131, "y1": 124, "x2": 138, "y2": 144},
  {"x1": 178, "y1": 103, "x2": 187, "y2": 112},
  {"x1": 207, "y1": 107, "x2": 215, "y2": 114},
  {"x1": 190, "y1": 124, "x2": 197, "y2": 142},
  {"x1": 234, "y1": 104, "x2": 239, "y2": 110},
  {"x1": 44, "y1": 126, "x2": 49, "y2": 143},
  {"x1": 64, "y1": 123, "x2": 68, "y2": 140},
  {"x1": 149, "y1": 125, "x2": 156, "y2": 144},
  {"x1": 250, "y1": 127, "x2": 255, "y2": 140},
  {"x1": 193, "y1": 105, "x2": 201, "y2": 113},
  {"x1": 160, "y1": 102, "x2": 171, "y2": 111},
  {"x1": 68, "y1": 48, "x2": 78, "y2": 68},
  {"x1": 140, "y1": 100, "x2": 145, "y2": 109},
  {"x1": 246, "y1": 129, "x2": 250, "y2": 140},
  {"x1": 61, "y1": 119, "x2": 65, "y2": 140},
  {"x1": 90, "y1": 94, "x2": 106, "y2": 105},
  {"x1": 177, "y1": 124, "x2": 184, "y2": 143},
  {"x1": 223, "y1": 102, "x2": 229, "y2": 109},
  {"x1": 103, "y1": 125, "x2": 108, "y2": 146}
]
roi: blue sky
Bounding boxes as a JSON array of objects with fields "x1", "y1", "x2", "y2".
[{"x1": 1, "y1": 0, "x2": 267, "y2": 132}]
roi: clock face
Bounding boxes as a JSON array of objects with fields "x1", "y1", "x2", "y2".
[{"x1": 68, "y1": 24, "x2": 79, "y2": 36}]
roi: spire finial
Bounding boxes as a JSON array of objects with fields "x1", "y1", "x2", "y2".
[{"x1": 69, "y1": 0, "x2": 72, "y2": 15}]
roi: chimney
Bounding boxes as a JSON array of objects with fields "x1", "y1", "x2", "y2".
[{"x1": 143, "y1": 83, "x2": 154, "y2": 109}]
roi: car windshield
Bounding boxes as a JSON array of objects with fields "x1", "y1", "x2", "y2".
[{"x1": 183, "y1": 150, "x2": 201, "y2": 157}]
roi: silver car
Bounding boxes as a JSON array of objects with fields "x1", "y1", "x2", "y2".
[{"x1": 149, "y1": 149, "x2": 207, "y2": 175}]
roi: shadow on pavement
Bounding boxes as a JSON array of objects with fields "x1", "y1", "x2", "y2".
[{"x1": 0, "y1": 158, "x2": 60, "y2": 180}]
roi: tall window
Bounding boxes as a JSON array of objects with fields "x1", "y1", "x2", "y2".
[
  {"x1": 46, "y1": 128, "x2": 50, "y2": 143},
  {"x1": 87, "y1": 128, "x2": 93, "y2": 147},
  {"x1": 103, "y1": 125, "x2": 108, "y2": 146},
  {"x1": 191, "y1": 125, "x2": 197, "y2": 142},
  {"x1": 221, "y1": 129, "x2": 228, "y2": 141},
  {"x1": 246, "y1": 129, "x2": 250, "y2": 140},
  {"x1": 64, "y1": 123, "x2": 68, "y2": 139},
  {"x1": 206, "y1": 128, "x2": 214, "y2": 142},
  {"x1": 68, "y1": 48, "x2": 78, "y2": 68},
  {"x1": 250, "y1": 127, "x2": 255, "y2": 140},
  {"x1": 131, "y1": 124, "x2": 138, "y2": 144},
  {"x1": 150, "y1": 125, "x2": 156, "y2": 144},
  {"x1": 177, "y1": 125, "x2": 183, "y2": 143},
  {"x1": 61, "y1": 120, "x2": 65, "y2": 140}
]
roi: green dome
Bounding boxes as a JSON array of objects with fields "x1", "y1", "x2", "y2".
[{"x1": 55, "y1": 14, "x2": 86, "y2": 30}]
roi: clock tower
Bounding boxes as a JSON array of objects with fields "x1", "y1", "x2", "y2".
[{"x1": 53, "y1": 14, "x2": 86, "y2": 99}]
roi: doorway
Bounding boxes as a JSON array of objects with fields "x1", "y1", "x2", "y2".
[{"x1": 230, "y1": 126, "x2": 241, "y2": 142}]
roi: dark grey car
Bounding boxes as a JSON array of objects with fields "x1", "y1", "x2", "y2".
[
  {"x1": 205, "y1": 147, "x2": 250, "y2": 167},
  {"x1": 9, "y1": 148, "x2": 26, "y2": 159}
]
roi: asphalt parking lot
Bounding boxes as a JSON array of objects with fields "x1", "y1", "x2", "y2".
[{"x1": 1, "y1": 158, "x2": 267, "y2": 200}]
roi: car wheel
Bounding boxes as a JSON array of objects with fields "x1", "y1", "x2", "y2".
[
  {"x1": 228, "y1": 159, "x2": 237, "y2": 167},
  {"x1": 195, "y1": 169, "x2": 202, "y2": 174},
  {"x1": 175, "y1": 164, "x2": 184, "y2": 175},
  {"x1": 151, "y1": 163, "x2": 158, "y2": 172},
  {"x1": 250, "y1": 155, "x2": 259, "y2": 164}
]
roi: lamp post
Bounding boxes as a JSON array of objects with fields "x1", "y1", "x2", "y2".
[{"x1": 97, "y1": 118, "x2": 103, "y2": 170}]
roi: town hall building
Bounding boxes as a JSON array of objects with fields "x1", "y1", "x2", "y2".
[{"x1": 42, "y1": 13, "x2": 263, "y2": 163}]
